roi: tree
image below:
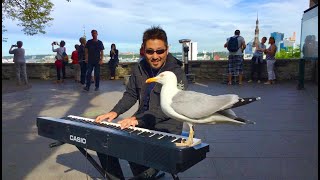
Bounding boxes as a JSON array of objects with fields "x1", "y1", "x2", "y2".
[
  {"x1": 2, "y1": 0, "x2": 71, "y2": 40},
  {"x1": 275, "y1": 47, "x2": 301, "y2": 59}
]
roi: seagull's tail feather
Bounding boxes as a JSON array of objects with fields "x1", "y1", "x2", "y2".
[
  {"x1": 228, "y1": 97, "x2": 261, "y2": 109},
  {"x1": 217, "y1": 109, "x2": 256, "y2": 125},
  {"x1": 234, "y1": 117, "x2": 256, "y2": 124}
]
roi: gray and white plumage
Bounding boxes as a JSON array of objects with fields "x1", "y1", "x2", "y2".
[
  {"x1": 146, "y1": 71, "x2": 259, "y2": 146},
  {"x1": 146, "y1": 71, "x2": 258, "y2": 125}
]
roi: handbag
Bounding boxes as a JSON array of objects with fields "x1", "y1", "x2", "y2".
[{"x1": 58, "y1": 47, "x2": 69, "y2": 64}]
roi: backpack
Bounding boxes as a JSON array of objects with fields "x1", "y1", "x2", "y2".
[
  {"x1": 62, "y1": 52, "x2": 69, "y2": 61},
  {"x1": 60, "y1": 47, "x2": 69, "y2": 63},
  {"x1": 227, "y1": 36, "x2": 239, "y2": 52}
]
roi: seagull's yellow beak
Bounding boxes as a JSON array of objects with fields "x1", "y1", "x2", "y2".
[{"x1": 146, "y1": 77, "x2": 158, "y2": 83}]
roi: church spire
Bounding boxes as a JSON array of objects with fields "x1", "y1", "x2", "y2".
[
  {"x1": 253, "y1": 12, "x2": 259, "y2": 47},
  {"x1": 83, "y1": 25, "x2": 86, "y2": 39}
]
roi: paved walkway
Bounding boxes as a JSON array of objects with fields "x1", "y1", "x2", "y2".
[{"x1": 2, "y1": 79, "x2": 318, "y2": 180}]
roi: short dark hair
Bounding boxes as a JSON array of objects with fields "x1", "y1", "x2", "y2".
[
  {"x1": 234, "y1": 30, "x2": 240, "y2": 35},
  {"x1": 262, "y1": 37, "x2": 267, "y2": 41},
  {"x1": 91, "y1": 29, "x2": 97, "y2": 34},
  {"x1": 142, "y1": 26, "x2": 168, "y2": 48},
  {"x1": 75, "y1": 44, "x2": 80, "y2": 49},
  {"x1": 60, "y1": 40, "x2": 65, "y2": 47},
  {"x1": 17, "y1": 41, "x2": 23, "y2": 47}
]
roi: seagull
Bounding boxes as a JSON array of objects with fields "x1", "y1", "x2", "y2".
[{"x1": 146, "y1": 71, "x2": 260, "y2": 147}]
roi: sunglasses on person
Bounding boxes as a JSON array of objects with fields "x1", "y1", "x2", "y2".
[{"x1": 145, "y1": 49, "x2": 167, "y2": 55}]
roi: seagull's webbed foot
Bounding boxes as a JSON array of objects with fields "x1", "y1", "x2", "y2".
[
  {"x1": 175, "y1": 137, "x2": 193, "y2": 147},
  {"x1": 175, "y1": 123, "x2": 194, "y2": 147}
]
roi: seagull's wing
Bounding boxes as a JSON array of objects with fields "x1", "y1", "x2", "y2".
[{"x1": 171, "y1": 91, "x2": 239, "y2": 119}]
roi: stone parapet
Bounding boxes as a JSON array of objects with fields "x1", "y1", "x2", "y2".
[{"x1": 2, "y1": 59, "x2": 317, "y2": 82}]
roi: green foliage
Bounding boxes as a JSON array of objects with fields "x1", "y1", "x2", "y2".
[
  {"x1": 2, "y1": 0, "x2": 54, "y2": 35},
  {"x1": 275, "y1": 47, "x2": 301, "y2": 59},
  {"x1": 2, "y1": 0, "x2": 57, "y2": 36}
]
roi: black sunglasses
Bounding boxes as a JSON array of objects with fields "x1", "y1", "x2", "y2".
[{"x1": 145, "y1": 49, "x2": 167, "y2": 55}]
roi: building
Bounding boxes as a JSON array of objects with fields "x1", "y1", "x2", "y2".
[
  {"x1": 245, "y1": 14, "x2": 260, "y2": 56},
  {"x1": 271, "y1": 32, "x2": 284, "y2": 50},
  {"x1": 186, "y1": 41, "x2": 198, "y2": 61},
  {"x1": 253, "y1": 13, "x2": 260, "y2": 47}
]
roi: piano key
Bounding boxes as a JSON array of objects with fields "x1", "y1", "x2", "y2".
[{"x1": 66, "y1": 115, "x2": 200, "y2": 144}]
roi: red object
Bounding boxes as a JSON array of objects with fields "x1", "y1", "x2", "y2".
[
  {"x1": 55, "y1": 60, "x2": 62, "y2": 68},
  {"x1": 71, "y1": 50, "x2": 79, "y2": 64}
]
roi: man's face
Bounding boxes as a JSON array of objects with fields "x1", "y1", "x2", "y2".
[
  {"x1": 261, "y1": 38, "x2": 266, "y2": 44},
  {"x1": 92, "y1": 31, "x2": 98, "y2": 39},
  {"x1": 144, "y1": 39, "x2": 168, "y2": 69}
]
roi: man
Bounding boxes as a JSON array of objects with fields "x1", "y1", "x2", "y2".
[
  {"x1": 248, "y1": 37, "x2": 267, "y2": 83},
  {"x1": 9, "y1": 41, "x2": 28, "y2": 86},
  {"x1": 224, "y1": 29, "x2": 246, "y2": 85},
  {"x1": 95, "y1": 26, "x2": 188, "y2": 179},
  {"x1": 78, "y1": 37, "x2": 87, "y2": 85},
  {"x1": 84, "y1": 30, "x2": 104, "y2": 91}
]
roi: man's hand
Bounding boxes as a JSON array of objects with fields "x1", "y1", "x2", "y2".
[
  {"x1": 99, "y1": 59, "x2": 103, "y2": 65},
  {"x1": 118, "y1": 117, "x2": 138, "y2": 129},
  {"x1": 95, "y1": 112, "x2": 118, "y2": 123},
  {"x1": 85, "y1": 59, "x2": 88, "y2": 63}
]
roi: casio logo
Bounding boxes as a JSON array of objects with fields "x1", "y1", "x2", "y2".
[{"x1": 69, "y1": 135, "x2": 86, "y2": 144}]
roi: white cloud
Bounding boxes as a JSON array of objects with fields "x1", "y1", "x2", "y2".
[{"x1": 2, "y1": 0, "x2": 310, "y2": 56}]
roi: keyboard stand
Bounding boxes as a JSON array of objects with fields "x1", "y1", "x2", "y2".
[
  {"x1": 76, "y1": 146, "x2": 115, "y2": 180},
  {"x1": 49, "y1": 141, "x2": 180, "y2": 180}
]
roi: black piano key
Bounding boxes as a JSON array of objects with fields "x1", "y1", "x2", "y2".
[
  {"x1": 158, "y1": 135, "x2": 171, "y2": 141},
  {"x1": 129, "y1": 130, "x2": 141, "y2": 135},
  {"x1": 139, "y1": 132, "x2": 150, "y2": 137},
  {"x1": 150, "y1": 134, "x2": 163, "y2": 139},
  {"x1": 167, "y1": 136, "x2": 178, "y2": 142}
]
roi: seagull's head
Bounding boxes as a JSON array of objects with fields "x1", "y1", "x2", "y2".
[{"x1": 145, "y1": 71, "x2": 177, "y2": 85}]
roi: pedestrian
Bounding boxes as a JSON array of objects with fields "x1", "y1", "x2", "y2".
[
  {"x1": 52, "y1": 40, "x2": 67, "y2": 83},
  {"x1": 78, "y1": 37, "x2": 87, "y2": 86},
  {"x1": 83, "y1": 30, "x2": 105, "y2": 91},
  {"x1": 224, "y1": 29, "x2": 246, "y2": 85},
  {"x1": 71, "y1": 44, "x2": 80, "y2": 83},
  {"x1": 9, "y1": 41, "x2": 28, "y2": 86},
  {"x1": 264, "y1": 36, "x2": 277, "y2": 84},
  {"x1": 108, "y1": 43, "x2": 119, "y2": 80},
  {"x1": 248, "y1": 37, "x2": 267, "y2": 83}
]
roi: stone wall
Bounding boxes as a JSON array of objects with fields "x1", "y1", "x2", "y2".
[{"x1": 2, "y1": 59, "x2": 317, "y2": 82}]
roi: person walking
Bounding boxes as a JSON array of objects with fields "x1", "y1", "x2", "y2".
[
  {"x1": 108, "y1": 43, "x2": 119, "y2": 80},
  {"x1": 9, "y1": 41, "x2": 28, "y2": 86},
  {"x1": 248, "y1": 37, "x2": 267, "y2": 83},
  {"x1": 83, "y1": 30, "x2": 105, "y2": 91},
  {"x1": 224, "y1": 29, "x2": 246, "y2": 85}
]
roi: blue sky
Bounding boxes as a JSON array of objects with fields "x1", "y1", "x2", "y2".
[{"x1": 2, "y1": 0, "x2": 309, "y2": 56}]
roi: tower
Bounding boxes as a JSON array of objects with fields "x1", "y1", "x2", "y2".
[
  {"x1": 82, "y1": 25, "x2": 86, "y2": 39},
  {"x1": 253, "y1": 12, "x2": 259, "y2": 47}
]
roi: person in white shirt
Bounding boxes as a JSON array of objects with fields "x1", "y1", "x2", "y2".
[{"x1": 9, "y1": 41, "x2": 28, "y2": 86}]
